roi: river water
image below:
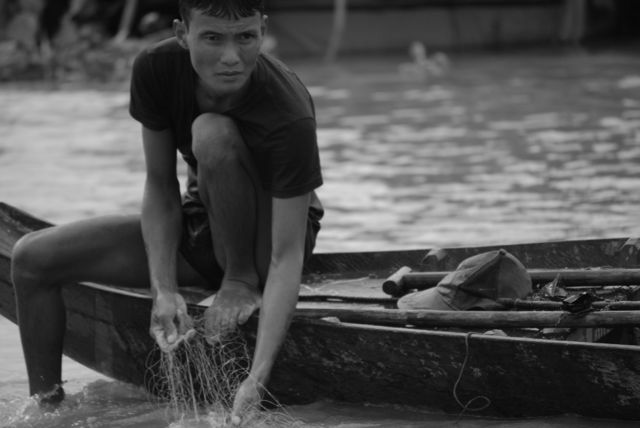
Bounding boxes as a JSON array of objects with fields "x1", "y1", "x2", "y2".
[{"x1": 1, "y1": 47, "x2": 640, "y2": 427}]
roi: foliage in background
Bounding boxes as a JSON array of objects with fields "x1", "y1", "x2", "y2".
[{"x1": 0, "y1": 0, "x2": 172, "y2": 82}]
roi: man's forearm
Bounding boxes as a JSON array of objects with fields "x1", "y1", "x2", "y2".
[
  {"x1": 141, "y1": 177, "x2": 183, "y2": 295},
  {"x1": 249, "y1": 253, "x2": 304, "y2": 384}
]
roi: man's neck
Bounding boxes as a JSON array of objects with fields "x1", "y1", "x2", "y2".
[{"x1": 196, "y1": 78, "x2": 251, "y2": 113}]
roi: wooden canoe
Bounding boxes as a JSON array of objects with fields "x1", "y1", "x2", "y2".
[{"x1": 1, "y1": 201, "x2": 640, "y2": 420}]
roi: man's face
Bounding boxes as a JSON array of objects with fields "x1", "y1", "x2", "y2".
[{"x1": 176, "y1": 10, "x2": 265, "y2": 99}]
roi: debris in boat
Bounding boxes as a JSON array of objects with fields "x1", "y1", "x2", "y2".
[
  {"x1": 483, "y1": 329, "x2": 507, "y2": 336},
  {"x1": 566, "y1": 327, "x2": 612, "y2": 343},
  {"x1": 540, "y1": 275, "x2": 568, "y2": 299},
  {"x1": 561, "y1": 292, "x2": 599, "y2": 314},
  {"x1": 540, "y1": 327, "x2": 572, "y2": 338},
  {"x1": 421, "y1": 247, "x2": 447, "y2": 269}
]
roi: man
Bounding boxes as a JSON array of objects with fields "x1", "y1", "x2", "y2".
[{"x1": 11, "y1": 0, "x2": 323, "y2": 422}]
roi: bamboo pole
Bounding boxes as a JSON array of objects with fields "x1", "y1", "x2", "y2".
[
  {"x1": 494, "y1": 299, "x2": 640, "y2": 311},
  {"x1": 383, "y1": 268, "x2": 640, "y2": 296},
  {"x1": 294, "y1": 307, "x2": 640, "y2": 329},
  {"x1": 297, "y1": 295, "x2": 640, "y2": 311}
]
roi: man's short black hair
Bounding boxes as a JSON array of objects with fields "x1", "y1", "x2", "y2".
[{"x1": 179, "y1": 0, "x2": 265, "y2": 23}]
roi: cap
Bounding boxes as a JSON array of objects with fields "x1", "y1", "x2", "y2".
[{"x1": 397, "y1": 249, "x2": 532, "y2": 310}]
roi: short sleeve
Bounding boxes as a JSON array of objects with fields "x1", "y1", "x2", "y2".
[
  {"x1": 129, "y1": 50, "x2": 171, "y2": 130},
  {"x1": 267, "y1": 118, "x2": 323, "y2": 198}
]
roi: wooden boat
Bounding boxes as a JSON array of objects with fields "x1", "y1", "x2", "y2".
[{"x1": 1, "y1": 201, "x2": 640, "y2": 420}]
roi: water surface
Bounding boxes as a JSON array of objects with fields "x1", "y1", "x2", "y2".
[{"x1": 1, "y1": 48, "x2": 640, "y2": 427}]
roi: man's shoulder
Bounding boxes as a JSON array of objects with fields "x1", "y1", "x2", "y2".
[
  {"x1": 132, "y1": 37, "x2": 189, "y2": 84},
  {"x1": 257, "y1": 53, "x2": 295, "y2": 75},
  {"x1": 142, "y1": 37, "x2": 183, "y2": 56},
  {"x1": 130, "y1": 37, "x2": 191, "y2": 130},
  {"x1": 256, "y1": 54, "x2": 304, "y2": 91},
  {"x1": 253, "y1": 54, "x2": 314, "y2": 121}
]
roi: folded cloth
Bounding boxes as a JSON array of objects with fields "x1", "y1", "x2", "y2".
[{"x1": 397, "y1": 249, "x2": 532, "y2": 310}]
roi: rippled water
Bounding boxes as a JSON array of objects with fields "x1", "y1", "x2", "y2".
[{"x1": 1, "y1": 48, "x2": 640, "y2": 427}]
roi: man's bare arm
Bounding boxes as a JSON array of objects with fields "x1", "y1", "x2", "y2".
[
  {"x1": 234, "y1": 192, "x2": 310, "y2": 409},
  {"x1": 141, "y1": 126, "x2": 191, "y2": 347}
]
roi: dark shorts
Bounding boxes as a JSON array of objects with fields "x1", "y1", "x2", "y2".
[{"x1": 179, "y1": 201, "x2": 321, "y2": 289}]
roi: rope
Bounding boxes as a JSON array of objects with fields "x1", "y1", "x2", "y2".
[{"x1": 453, "y1": 332, "x2": 491, "y2": 419}]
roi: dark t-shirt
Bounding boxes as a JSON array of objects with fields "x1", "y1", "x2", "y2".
[{"x1": 129, "y1": 38, "x2": 323, "y2": 214}]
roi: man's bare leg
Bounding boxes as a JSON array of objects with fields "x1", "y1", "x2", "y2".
[
  {"x1": 11, "y1": 215, "x2": 207, "y2": 400},
  {"x1": 191, "y1": 113, "x2": 270, "y2": 338}
]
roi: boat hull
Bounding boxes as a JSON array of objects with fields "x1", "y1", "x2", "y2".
[{"x1": 1, "y1": 202, "x2": 640, "y2": 419}]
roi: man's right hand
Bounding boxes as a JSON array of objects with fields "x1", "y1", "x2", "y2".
[{"x1": 149, "y1": 290, "x2": 193, "y2": 352}]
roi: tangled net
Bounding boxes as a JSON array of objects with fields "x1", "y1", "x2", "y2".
[{"x1": 145, "y1": 317, "x2": 302, "y2": 427}]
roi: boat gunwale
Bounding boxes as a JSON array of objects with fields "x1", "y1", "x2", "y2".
[{"x1": 53, "y1": 277, "x2": 640, "y2": 353}]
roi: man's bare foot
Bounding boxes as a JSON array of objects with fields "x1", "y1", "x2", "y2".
[
  {"x1": 37, "y1": 383, "x2": 65, "y2": 409},
  {"x1": 204, "y1": 279, "x2": 261, "y2": 343}
]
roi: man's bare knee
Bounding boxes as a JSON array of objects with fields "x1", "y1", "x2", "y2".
[
  {"x1": 11, "y1": 231, "x2": 54, "y2": 292},
  {"x1": 192, "y1": 113, "x2": 243, "y2": 166}
]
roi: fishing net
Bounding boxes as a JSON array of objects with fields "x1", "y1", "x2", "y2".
[{"x1": 145, "y1": 317, "x2": 302, "y2": 427}]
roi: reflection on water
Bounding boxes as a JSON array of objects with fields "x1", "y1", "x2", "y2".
[
  {"x1": 309, "y1": 52, "x2": 640, "y2": 251},
  {"x1": 1, "y1": 49, "x2": 640, "y2": 427},
  {"x1": 3, "y1": 51, "x2": 638, "y2": 253}
]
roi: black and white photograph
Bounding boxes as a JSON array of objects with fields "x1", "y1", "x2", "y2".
[{"x1": 1, "y1": 0, "x2": 640, "y2": 426}]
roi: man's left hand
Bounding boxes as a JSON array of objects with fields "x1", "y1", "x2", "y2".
[{"x1": 230, "y1": 375, "x2": 264, "y2": 425}]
